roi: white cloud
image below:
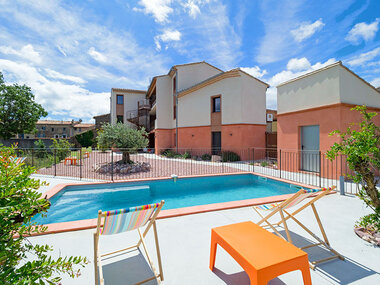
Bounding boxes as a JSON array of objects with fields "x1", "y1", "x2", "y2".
[
  {"x1": 286, "y1": 57, "x2": 311, "y2": 71},
  {"x1": 240, "y1": 66, "x2": 267, "y2": 78},
  {"x1": 45, "y1": 69, "x2": 86, "y2": 84},
  {"x1": 0, "y1": 59, "x2": 108, "y2": 120},
  {"x1": 133, "y1": 0, "x2": 173, "y2": 23},
  {"x1": 183, "y1": 1, "x2": 201, "y2": 18},
  {"x1": 256, "y1": 0, "x2": 304, "y2": 64},
  {"x1": 0, "y1": 44, "x2": 42, "y2": 64},
  {"x1": 370, "y1": 78, "x2": 380, "y2": 88},
  {"x1": 347, "y1": 47, "x2": 380, "y2": 66},
  {"x1": 154, "y1": 29, "x2": 181, "y2": 50},
  {"x1": 88, "y1": 47, "x2": 108, "y2": 63},
  {"x1": 264, "y1": 58, "x2": 336, "y2": 109},
  {"x1": 291, "y1": 18, "x2": 325, "y2": 42},
  {"x1": 345, "y1": 18, "x2": 379, "y2": 45}
]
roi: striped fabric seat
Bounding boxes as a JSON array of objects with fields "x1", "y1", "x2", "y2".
[
  {"x1": 11, "y1": 157, "x2": 26, "y2": 165},
  {"x1": 101, "y1": 203, "x2": 160, "y2": 235},
  {"x1": 256, "y1": 187, "x2": 333, "y2": 211}
]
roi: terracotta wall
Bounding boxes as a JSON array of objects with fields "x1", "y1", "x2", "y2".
[
  {"x1": 154, "y1": 129, "x2": 174, "y2": 153},
  {"x1": 277, "y1": 104, "x2": 380, "y2": 178}
]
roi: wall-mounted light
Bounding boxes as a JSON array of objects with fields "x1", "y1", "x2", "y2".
[
  {"x1": 230, "y1": 133, "x2": 233, "y2": 136},
  {"x1": 192, "y1": 134, "x2": 194, "y2": 137}
]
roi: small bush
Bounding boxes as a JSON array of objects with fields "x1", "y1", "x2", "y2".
[
  {"x1": 161, "y1": 149, "x2": 177, "y2": 158},
  {"x1": 356, "y1": 213, "x2": 380, "y2": 232},
  {"x1": 75, "y1": 130, "x2": 94, "y2": 147},
  {"x1": 201, "y1": 153, "x2": 211, "y2": 161},
  {"x1": 221, "y1": 151, "x2": 240, "y2": 162},
  {"x1": 260, "y1": 161, "x2": 269, "y2": 167},
  {"x1": 51, "y1": 139, "x2": 73, "y2": 161},
  {"x1": 34, "y1": 139, "x2": 48, "y2": 158},
  {"x1": 183, "y1": 152, "x2": 191, "y2": 159}
]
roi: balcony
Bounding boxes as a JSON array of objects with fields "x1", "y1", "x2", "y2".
[{"x1": 138, "y1": 99, "x2": 150, "y2": 110}]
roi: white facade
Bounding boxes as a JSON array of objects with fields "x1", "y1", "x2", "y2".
[
  {"x1": 110, "y1": 88, "x2": 146, "y2": 125},
  {"x1": 277, "y1": 62, "x2": 380, "y2": 114}
]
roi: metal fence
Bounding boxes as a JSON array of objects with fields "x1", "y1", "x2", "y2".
[{"x1": 16, "y1": 147, "x2": 368, "y2": 195}]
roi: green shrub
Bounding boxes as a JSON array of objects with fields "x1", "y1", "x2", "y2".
[
  {"x1": 0, "y1": 145, "x2": 87, "y2": 284},
  {"x1": 34, "y1": 139, "x2": 48, "y2": 158},
  {"x1": 75, "y1": 130, "x2": 94, "y2": 147},
  {"x1": 51, "y1": 139, "x2": 73, "y2": 161},
  {"x1": 201, "y1": 153, "x2": 211, "y2": 161},
  {"x1": 161, "y1": 149, "x2": 177, "y2": 158},
  {"x1": 260, "y1": 161, "x2": 269, "y2": 167},
  {"x1": 221, "y1": 151, "x2": 240, "y2": 162},
  {"x1": 183, "y1": 152, "x2": 191, "y2": 159}
]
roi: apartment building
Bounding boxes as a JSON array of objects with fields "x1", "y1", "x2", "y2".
[
  {"x1": 277, "y1": 61, "x2": 380, "y2": 173},
  {"x1": 19, "y1": 120, "x2": 95, "y2": 139},
  {"x1": 111, "y1": 61, "x2": 269, "y2": 156}
]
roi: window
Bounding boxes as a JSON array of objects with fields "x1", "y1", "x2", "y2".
[
  {"x1": 117, "y1": 115, "x2": 124, "y2": 123},
  {"x1": 212, "y1": 96, "x2": 221, "y2": 112},
  {"x1": 51, "y1": 128, "x2": 54, "y2": 131},
  {"x1": 117, "y1": 95, "x2": 124, "y2": 105},
  {"x1": 63, "y1": 127, "x2": 66, "y2": 131},
  {"x1": 61, "y1": 134, "x2": 67, "y2": 138},
  {"x1": 41, "y1": 126, "x2": 46, "y2": 130}
]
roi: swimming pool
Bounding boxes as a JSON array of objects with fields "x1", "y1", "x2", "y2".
[{"x1": 35, "y1": 174, "x2": 305, "y2": 225}]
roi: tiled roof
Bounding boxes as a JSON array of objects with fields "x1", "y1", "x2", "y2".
[
  {"x1": 73, "y1": 123, "x2": 95, "y2": 128},
  {"x1": 37, "y1": 120, "x2": 73, "y2": 125}
]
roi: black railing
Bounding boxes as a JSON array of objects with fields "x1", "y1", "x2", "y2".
[{"x1": 15, "y1": 147, "x2": 367, "y2": 195}]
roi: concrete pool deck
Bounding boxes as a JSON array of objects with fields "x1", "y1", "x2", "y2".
[{"x1": 28, "y1": 177, "x2": 380, "y2": 284}]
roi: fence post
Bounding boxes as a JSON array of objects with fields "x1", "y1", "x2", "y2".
[
  {"x1": 111, "y1": 149, "x2": 114, "y2": 182},
  {"x1": 80, "y1": 148, "x2": 82, "y2": 180},
  {"x1": 319, "y1": 151, "x2": 322, "y2": 187},
  {"x1": 279, "y1": 149, "x2": 282, "y2": 179},
  {"x1": 31, "y1": 148, "x2": 34, "y2": 167},
  {"x1": 54, "y1": 149, "x2": 57, "y2": 177},
  {"x1": 339, "y1": 175, "x2": 345, "y2": 195},
  {"x1": 252, "y1": 148, "x2": 255, "y2": 173}
]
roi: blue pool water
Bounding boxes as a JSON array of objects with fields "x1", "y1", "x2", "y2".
[{"x1": 34, "y1": 174, "x2": 302, "y2": 224}]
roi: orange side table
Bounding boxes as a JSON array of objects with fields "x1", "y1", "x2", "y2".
[
  {"x1": 64, "y1": 157, "x2": 77, "y2": 165},
  {"x1": 210, "y1": 221, "x2": 312, "y2": 285}
]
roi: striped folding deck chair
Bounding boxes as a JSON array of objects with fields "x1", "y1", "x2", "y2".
[
  {"x1": 11, "y1": 156, "x2": 26, "y2": 165},
  {"x1": 253, "y1": 186, "x2": 344, "y2": 269},
  {"x1": 94, "y1": 201, "x2": 165, "y2": 285}
]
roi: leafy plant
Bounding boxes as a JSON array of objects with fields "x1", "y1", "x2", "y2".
[
  {"x1": 51, "y1": 139, "x2": 73, "y2": 161},
  {"x1": 34, "y1": 139, "x2": 48, "y2": 158},
  {"x1": 183, "y1": 152, "x2": 191, "y2": 159},
  {"x1": 221, "y1": 151, "x2": 241, "y2": 162},
  {"x1": 97, "y1": 123, "x2": 148, "y2": 163},
  {"x1": 327, "y1": 106, "x2": 380, "y2": 231},
  {"x1": 0, "y1": 72, "x2": 48, "y2": 139},
  {"x1": 0, "y1": 145, "x2": 87, "y2": 284},
  {"x1": 201, "y1": 153, "x2": 211, "y2": 161},
  {"x1": 260, "y1": 160, "x2": 269, "y2": 167},
  {"x1": 75, "y1": 130, "x2": 94, "y2": 147}
]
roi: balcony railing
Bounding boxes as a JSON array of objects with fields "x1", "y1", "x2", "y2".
[{"x1": 138, "y1": 99, "x2": 150, "y2": 110}]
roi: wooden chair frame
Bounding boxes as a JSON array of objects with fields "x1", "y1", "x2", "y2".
[
  {"x1": 253, "y1": 186, "x2": 344, "y2": 269},
  {"x1": 94, "y1": 201, "x2": 164, "y2": 285}
]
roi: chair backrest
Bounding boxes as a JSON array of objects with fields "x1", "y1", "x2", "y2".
[
  {"x1": 97, "y1": 201, "x2": 164, "y2": 236},
  {"x1": 282, "y1": 186, "x2": 335, "y2": 210},
  {"x1": 11, "y1": 157, "x2": 26, "y2": 165}
]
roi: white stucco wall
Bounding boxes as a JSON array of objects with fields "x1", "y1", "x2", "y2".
[
  {"x1": 177, "y1": 74, "x2": 266, "y2": 127},
  {"x1": 155, "y1": 76, "x2": 173, "y2": 129},
  {"x1": 339, "y1": 67, "x2": 380, "y2": 108},
  {"x1": 110, "y1": 89, "x2": 145, "y2": 124},
  {"x1": 240, "y1": 71, "x2": 267, "y2": 125},
  {"x1": 176, "y1": 63, "x2": 221, "y2": 91},
  {"x1": 277, "y1": 65, "x2": 341, "y2": 114},
  {"x1": 277, "y1": 64, "x2": 380, "y2": 114}
]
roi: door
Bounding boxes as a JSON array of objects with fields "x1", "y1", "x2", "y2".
[
  {"x1": 300, "y1": 125, "x2": 320, "y2": 172},
  {"x1": 211, "y1": 132, "x2": 221, "y2": 155}
]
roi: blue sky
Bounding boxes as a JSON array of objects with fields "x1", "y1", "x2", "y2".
[{"x1": 0, "y1": 0, "x2": 379, "y2": 122}]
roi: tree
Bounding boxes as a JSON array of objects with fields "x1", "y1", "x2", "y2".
[
  {"x1": 97, "y1": 123, "x2": 148, "y2": 163},
  {"x1": 0, "y1": 72, "x2": 47, "y2": 139},
  {"x1": 51, "y1": 139, "x2": 73, "y2": 161},
  {"x1": 75, "y1": 130, "x2": 94, "y2": 147},
  {"x1": 0, "y1": 145, "x2": 87, "y2": 284},
  {"x1": 327, "y1": 106, "x2": 380, "y2": 231}
]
